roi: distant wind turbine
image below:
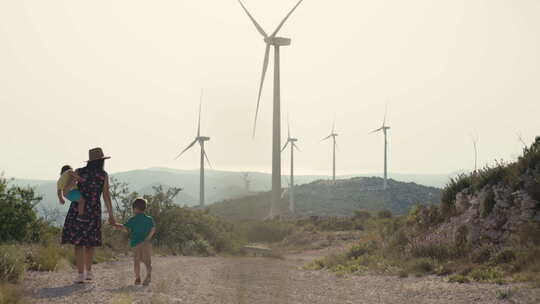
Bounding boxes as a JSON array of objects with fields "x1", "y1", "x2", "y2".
[
  {"x1": 238, "y1": 0, "x2": 305, "y2": 218},
  {"x1": 470, "y1": 133, "x2": 479, "y2": 172},
  {"x1": 322, "y1": 119, "x2": 338, "y2": 183},
  {"x1": 175, "y1": 91, "x2": 212, "y2": 207},
  {"x1": 242, "y1": 172, "x2": 251, "y2": 193},
  {"x1": 281, "y1": 117, "x2": 300, "y2": 214},
  {"x1": 370, "y1": 105, "x2": 390, "y2": 190}
]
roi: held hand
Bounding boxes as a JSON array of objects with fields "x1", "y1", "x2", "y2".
[
  {"x1": 108, "y1": 217, "x2": 116, "y2": 225},
  {"x1": 59, "y1": 198, "x2": 65, "y2": 205}
]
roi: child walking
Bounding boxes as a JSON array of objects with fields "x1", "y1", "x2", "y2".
[
  {"x1": 57, "y1": 165, "x2": 88, "y2": 222},
  {"x1": 115, "y1": 198, "x2": 156, "y2": 286}
]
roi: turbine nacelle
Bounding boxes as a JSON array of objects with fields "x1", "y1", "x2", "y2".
[
  {"x1": 265, "y1": 37, "x2": 291, "y2": 46},
  {"x1": 288, "y1": 137, "x2": 298, "y2": 142},
  {"x1": 197, "y1": 136, "x2": 211, "y2": 142}
]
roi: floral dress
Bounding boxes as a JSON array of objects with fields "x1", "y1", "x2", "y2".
[{"x1": 61, "y1": 167, "x2": 107, "y2": 247}]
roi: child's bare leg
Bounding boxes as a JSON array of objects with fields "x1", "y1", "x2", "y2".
[
  {"x1": 77, "y1": 197, "x2": 85, "y2": 216},
  {"x1": 134, "y1": 256, "x2": 141, "y2": 284}
]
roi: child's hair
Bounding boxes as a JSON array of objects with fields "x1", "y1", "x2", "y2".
[
  {"x1": 132, "y1": 198, "x2": 148, "y2": 211},
  {"x1": 60, "y1": 165, "x2": 72, "y2": 175}
]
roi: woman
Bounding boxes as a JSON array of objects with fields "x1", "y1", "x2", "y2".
[{"x1": 61, "y1": 147, "x2": 116, "y2": 283}]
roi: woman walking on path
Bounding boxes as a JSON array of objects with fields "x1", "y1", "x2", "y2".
[{"x1": 61, "y1": 147, "x2": 116, "y2": 283}]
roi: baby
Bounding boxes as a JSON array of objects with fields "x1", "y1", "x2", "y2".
[{"x1": 57, "y1": 165, "x2": 88, "y2": 222}]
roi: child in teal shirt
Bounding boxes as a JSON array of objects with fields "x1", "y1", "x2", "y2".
[{"x1": 115, "y1": 198, "x2": 156, "y2": 286}]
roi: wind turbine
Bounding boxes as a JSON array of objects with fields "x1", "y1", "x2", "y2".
[
  {"x1": 175, "y1": 91, "x2": 212, "y2": 207},
  {"x1": 370, "y1": 106, "x2": 390, "y2": 190},
  {"x1": 470, "y1": 133, "x2": 479, "y2": 173},
  {"x1": 281, "y1": 118, "x2": 300, "y2": 214},
  {"x1": 322, "y1": 119, "x2": 338, "y2": 183},
  {"x1": 238, "y1": 0, "x2": 305, "y2": 219}
]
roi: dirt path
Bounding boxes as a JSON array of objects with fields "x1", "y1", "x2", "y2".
[{"x1": 24, "y1": 252, "x2": 540, "y2": 304}]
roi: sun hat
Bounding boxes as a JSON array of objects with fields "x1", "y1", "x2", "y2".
[{"x1": 86, "y1": 147, "x2": 111, "y2": 162}]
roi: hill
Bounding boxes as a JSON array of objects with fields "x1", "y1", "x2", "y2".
[
  {"x1": 9, "y1": 168, "x2": 450, "y2": 216},
  {"x1": 208, "y1": 177, "x2": 442, "y2": 220}
]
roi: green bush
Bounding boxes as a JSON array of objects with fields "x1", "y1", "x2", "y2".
[
  {"x1": 406, "y1": 258, "x2": 435, "y2": 276},
  {"x1": 0, "y1": 176, "x2": 41, "y2": 243},
  {"x1": 441, "y1": 174, "x2": 471, "y2": 214},
  {"x1": 448, "y1": 274, "x2": 470, "y2": 283},
  {"x1": 347, "y1": 240, "x2": 379, "y2": 259},
  {"x1": 490, "y1": 249, "x2": 516, "y2": 265},
  {"x1": 0, "y1": 246, "x2": 26, "y2": 283},
  {"x1": 377, "y1": 209, "x2": 393, "y2": 219},
  {"x1": 468, "y1": 266, "x2": 504, "y2": 283}
]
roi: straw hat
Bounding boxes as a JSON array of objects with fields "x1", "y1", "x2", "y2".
[{"x1": 86, "y1": 147, "x2": 111, "y2": 162}]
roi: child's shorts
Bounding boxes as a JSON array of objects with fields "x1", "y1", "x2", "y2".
[
  {"x1": 66, "y1": 189, "x2": 83, "y2": 202},
  {"x1": 134, "y1": 242, "x2": 152, "y2": 263}
]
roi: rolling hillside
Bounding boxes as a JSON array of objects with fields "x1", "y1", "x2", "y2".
[{"x1": 209, "y1": 177, "x2": 442, "y2": 220}]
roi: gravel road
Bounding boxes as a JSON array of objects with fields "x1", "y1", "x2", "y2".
[{"x1": 23, "y1": 251, "x2": 540, "y2": 304}]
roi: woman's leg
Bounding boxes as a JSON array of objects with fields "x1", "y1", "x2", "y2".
[
  {"x1": 75, "y1": 246, "x2": 85, "y2": 274},
  {"x1": 84, "y1": 246, "x2": 95, "y2": 272}
]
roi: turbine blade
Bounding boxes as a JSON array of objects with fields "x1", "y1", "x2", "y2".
[
  {"x1": 383, "y1": 103, "x2": 388, "y2": 127},
  {"x1": 238, "y1": 0, "x2": 268, "y2": 38},
  {"x1": 332, "y1": 115, "x2": 335, "y2": 134},
  {"x1": 271, "y1": 0, "x2": 304, "y2": 37},
  {"x1": 252, "y1": 44, "x2": 271, "y2": 138},
  {"x1": 293, "y1": 143, "x2": 300, "y2": 151},
  {"x1": 174, "y1": 139, "x2": 198, "y2": 160},
  {"x1": 203, "y1": 148, "x2": 212, "y2": 169},
  {"x1": 370, "y1": 127, "x2": 383, "y2": 134},
  {"x1": 287, "y1": 111, "x2": 291, "y2": 139},
  {"x1": 197, "y1": 89, "x2": 203, "y2": 137},
  {"x1": 321, "y1": 134, "x2": 332, "y2": 141},
  {"x1": 281, "y1": 141, "x2": 290, "y2": 152}
]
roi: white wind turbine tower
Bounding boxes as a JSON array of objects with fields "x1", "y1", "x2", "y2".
[
  {"x1": 238, "y1": 0, "x2": 305, "y2": 218},
  {"x1": 470, "y1": 133, "x2": 479, "y2": 172},
  {"x1": 322, "y1": 119, "x2": 338, "y2": 183},
  {"x1": 370, "y1": 106, "x2": 391, "y2": 190},
  {"x1": 175, "y1": 91, "x2": 212, "y2": 207},
  {"x1": 281, "y1": 118, "x2": 300, "y2": 214}
]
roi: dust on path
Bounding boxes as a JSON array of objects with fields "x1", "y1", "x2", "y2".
[{"x1": 23, "y1": 250, "x2": 540, "y2": 304}]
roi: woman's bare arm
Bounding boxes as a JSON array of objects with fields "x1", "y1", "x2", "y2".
[{"x1": 103, "y1": 174, "x2": 116, "y2": 225}]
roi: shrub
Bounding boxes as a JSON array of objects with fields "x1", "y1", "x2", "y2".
[
  {"x1": 448, "y1": 274, "x2": 470, "y2": 283},
  {"x1": 377, "y1": 209, "x2": 393, "y2": 219},
  {"x1": 441, "y1": 174, "x2": 471, "y2": 214},
  {"x1": 480, "y1": 189, "x2": 496, "y2": 217},
  {"x1": 468, "y1": 266, "x2": 504, "y2": 283},
  {"x1": 0, "y1": 176, "x2": 41, "y2": 243},
  {"x1": 495, "y1": 289, "x2": 512, "y2": 300},
  {"x1": 26, "y1": 246, "x2": 64, "y2": 271},
  {"x1": 347, "y1": 240, "x2": 379, "y2": 259},
  {"x1": 406, "y1": 258, "x2": 435, "y2": 276},
  {"x1": 0, "y1": 246, "x2": 26, "y2": 283},
  {"x1": 354, "y1": 210, "x2": 371, "y2": 220},
  {"x1": 471, "y1": 245, "x2": 492, "y2": 263},
  {"x1": 490, "y1": 249, "x2": 516, "y2": 265}
]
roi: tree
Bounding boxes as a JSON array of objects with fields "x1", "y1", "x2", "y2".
[{"x1": 0, "y1": 174, "x2": 42, "y2": 242}]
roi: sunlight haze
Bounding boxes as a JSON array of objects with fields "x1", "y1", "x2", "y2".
[{"x1": 1, "y1": 0, "x2": 539, "y2": 180}]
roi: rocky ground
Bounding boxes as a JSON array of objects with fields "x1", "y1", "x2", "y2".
[{"x1": 23, "y1": 249, "x2": 540, "y2": 304}]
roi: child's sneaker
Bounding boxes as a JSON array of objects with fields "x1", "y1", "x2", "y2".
[
  {"x1": 74, "y1": 273, "x2": 85, "y2": 284},
  {"x1": 85, "y1": 271, "x2": 93, "y2": 281},
  {"x1": 143, "y1": 272, "x2": 151, "y2": 286},
  {"x1": 76, "y1": 214, "x2": 90, "y2": 222},
  {"x1": 134, "y1": 278, "x2": 141, "y2": 285}
]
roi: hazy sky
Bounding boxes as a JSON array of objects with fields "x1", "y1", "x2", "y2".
[{"x1": 1, "y1": 0, "x2": 539, "y2": 180}]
